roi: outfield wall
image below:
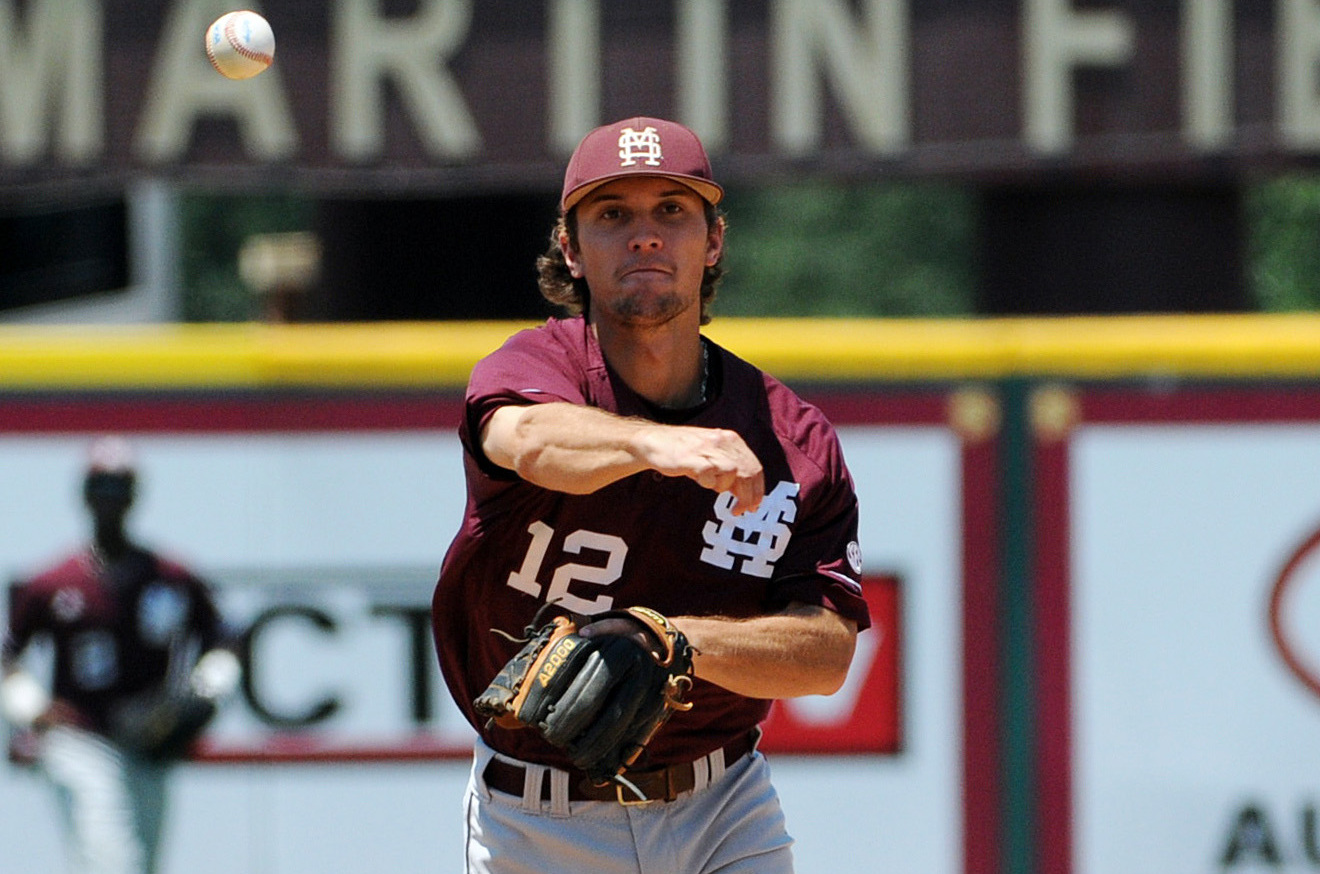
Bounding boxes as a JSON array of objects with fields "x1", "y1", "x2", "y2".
[{"x1": 3, "y1": 316, "x2": 1320, "y2": 874}]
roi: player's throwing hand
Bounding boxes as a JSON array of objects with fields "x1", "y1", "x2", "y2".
[{"x1": 636, "y1": 424, "x2": 764, "y2": 514}]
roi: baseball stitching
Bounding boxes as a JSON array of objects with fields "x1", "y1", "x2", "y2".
[
  {"x1": 205, "y1": 30, "x2": 225, "y2": 75},
  {"x1": 207, "y1": 13, "x2": 272, "y2": 75},
  {"x1": 224, "y1": 16, "x2": 273, "y2": 65}
]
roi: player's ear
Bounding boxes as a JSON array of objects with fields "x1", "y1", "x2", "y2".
[
  {"x1": 705, "y1": 215, "x2": 726, "y2": 267},
  {"x1": 559, "y1": 229, "x2": 585, "y2": 279}
]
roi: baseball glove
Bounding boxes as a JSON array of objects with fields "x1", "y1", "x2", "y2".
[
  {"x1": 474, "y1": 606, "x2": 696, "y2": 796},
  {"x1": 107, "y1": 686, "x2": 217, "y2": 761}
]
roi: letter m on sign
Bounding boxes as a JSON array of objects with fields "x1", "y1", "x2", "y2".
[{"x1": 759, "y1": 575, "x2": 901, "y2": 754}]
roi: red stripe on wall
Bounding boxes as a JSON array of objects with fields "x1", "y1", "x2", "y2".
[
  {"x1": 0, "y1": 394, "x2": 465, "y2": 432},
  {"x1": 962, "y1": 436, "x2": 1002, "y2": 874},
  {"x1": 805, "y1": 390, "x2": 950, "y2": 426},
  {"x1": 0, "y1": 390, "x2": 945, "y2": 433},
  {"x1": 1033, "y1": 436, "x2": 1072, "y2": 874},
  {"x1": 1078, "y1": 387, "x2": 1320, "y2": 424},
  {"x1": 194, "y1": 734, "x2": 474, "y2": 764}
]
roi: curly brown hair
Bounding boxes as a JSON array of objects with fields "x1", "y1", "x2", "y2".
[{"x1": 534, "y1": 202, "x2": 727, "y2": 326}]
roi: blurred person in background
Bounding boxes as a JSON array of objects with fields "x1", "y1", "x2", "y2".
[{"x1": 1, "y1": 436, "x2": 241, "y2": 874}]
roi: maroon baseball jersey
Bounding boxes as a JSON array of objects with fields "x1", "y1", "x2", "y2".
[
  {"x1": 4, "y1": 546, "x2": 227, "y2": 735},
  {"x1": 432, "y1": 316, "x2": 870, "y2": 770}
]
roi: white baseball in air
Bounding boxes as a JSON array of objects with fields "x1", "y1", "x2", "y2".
[{"x1": 205, "y1": 11, "x2": 275, "y2": 80}]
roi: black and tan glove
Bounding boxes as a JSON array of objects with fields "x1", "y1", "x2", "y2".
[
  {"x1": 107, "y1": 687, "x2": 217, "y2": 761},
  {"x1": 474, "y1": 606, "x2": 696, "y2": 795}
]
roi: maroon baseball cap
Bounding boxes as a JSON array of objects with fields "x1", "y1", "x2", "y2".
[{"x1": 560, "y1": 117, "x2": 724, "y2": 213}]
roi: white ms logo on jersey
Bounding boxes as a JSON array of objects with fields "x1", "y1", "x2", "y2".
[
  {"x1": 701, "y1": 481, "x2": 800, "y2": 578},
  {"x1": 618, "y1": 126, "x2": 663, "y2": 167}
]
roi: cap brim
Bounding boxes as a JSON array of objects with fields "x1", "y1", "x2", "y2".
[{"x1": 563, "y1": 174, "x2": 723, "y2": 212}]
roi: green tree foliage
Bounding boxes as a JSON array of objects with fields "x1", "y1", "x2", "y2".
[
  {"x1": 715, "y1": 182, "x2": 976, "y2": 317},
  {"x1": 1247, "y1": 174, "x2": 1320, "y2": 312}
]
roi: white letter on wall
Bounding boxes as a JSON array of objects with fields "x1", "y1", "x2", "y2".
[
  {"x1": 676, "y1": 0, "x2": 729, "y2": 152},
  {"x1": 1022, "y1": 0, "x2": 1134, "y2": 154},
  {"x1": 333, "y1": 0, "x2": 480, "y2": 162},
  {"x1": 1279, "y1": 0, "x2": 1320, "y2": 149},
  {"x1": 771, "y1": 0, "x2": 909, "y2": 156},
  {"x1": 1182, "y1": 0, "x2": 1233, "y2": 150},
  {"x1": 547, "y1": 0, "x2": 601, "y2": 155},
  {"x1": 0, "y1": 0, "x2": 102, "y2": 165},
  {"x1": 135, "y1": 0, "x2": 297, "y2": 163}
]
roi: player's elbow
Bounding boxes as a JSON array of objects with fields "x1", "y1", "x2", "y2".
[
  {"x1": 804, "y1": 622, "x2": 859, "y2": 697},
  {"x1": 785, "y1": 606, "x2": 858, "y2": 696},
  {"x1": 810, "y1": 646, "x2": 856, "y2": 696}
]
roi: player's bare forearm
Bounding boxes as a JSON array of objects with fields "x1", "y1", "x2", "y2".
[
  {"x1": 673, "y1": 603, "x2": 858, "y2": 699},
  {"x1": 482, "y1": 403, "x2": 651, "y2": 492},
  {"x1": 482, "y1": 402, "x2": 765, "y2": 511}
]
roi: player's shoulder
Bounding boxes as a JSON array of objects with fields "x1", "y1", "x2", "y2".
[
  {"x1": 19, "y1": 551, "x2": 92, "y2": 590},
  {"x1": 716, "y1": 344, "x2": 847, "y2": 469},
  {"x1": 149, "y1": 552, "x2": 205, "y2": 585},
  {"x1": 473, "y1": 317, "x2": 591, "y2": 382},
  {"x1": 469, "y1": 317, "x2": 597, "y2": 409},
  {"x1": 152, "y1": 554, "x2": 192, "y2": 578},
  {"x1": 718, "y1": 345, "x2": 837, "y2": 431},
  {"x1": 489, "y1": 316, "x2": 589, "y2": 360}
]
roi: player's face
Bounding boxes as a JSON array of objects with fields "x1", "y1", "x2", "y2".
[
  {"x1": 563, "y1": 177, "x2": 723, "y2": 329},
  {"x1": 84, "y1": 472, "x2": 134, "y2": 523}
]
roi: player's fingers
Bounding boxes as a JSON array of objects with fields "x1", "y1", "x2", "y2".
[
  {"x1": 710, "y1": 435, "x2": 763, "y2": 513},
  {"x1": 728, "y1": 470, "x2": 765, "y2": 515},
  {"x1": 641, "y1": 426, "x2": 764, "y2": 507},
  {"x1": 693, "y1": 463, "x2": 763, "y2": 514}
]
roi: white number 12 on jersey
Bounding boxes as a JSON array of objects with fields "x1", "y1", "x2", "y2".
[{"x1": 506, "y1": 520, "x2": 627, "y2": 615}]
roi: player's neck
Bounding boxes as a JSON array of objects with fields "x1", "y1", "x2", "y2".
[
  {"x1": 594, "y1": 323, "x2": 706, "y2": 409},
  {"x1": 92, "y1": 524, "x2": 132, "y2": 563}
]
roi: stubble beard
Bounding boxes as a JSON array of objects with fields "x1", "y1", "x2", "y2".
[
  {"x1": 615, "y1": 293, "x2": 681, "y2": 327},
  {"x1": 606, "y1": 288, "x2": 687, "y2": 327}
]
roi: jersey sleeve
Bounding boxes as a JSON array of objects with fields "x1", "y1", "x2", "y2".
[
  {"x1": 190, "y1": 578, "x2": 230, "y2": 652},
  {"x1": 157, "y1": 558, "x2": 233, "y2": 653},
  {"x1": 3, "y1": 580, "x2": 44, "y2": 663},
  {"x1": 462, "y1": 323, "x2": 592, "y2": 478},
  {"x1": 768, "y1": 430, "x2": 871, "y2": 632}
]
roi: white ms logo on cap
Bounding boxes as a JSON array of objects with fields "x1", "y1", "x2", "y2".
[{"x1": 618, "y1": 126, "x2": 663, "y2": 167}]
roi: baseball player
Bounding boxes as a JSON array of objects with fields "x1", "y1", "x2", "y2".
[
  {"x1": 432, "y1": 117, "x2": 871, "y2": 873},
  {"x1": 1, "y1": 437, "x2": 240, "y2": 874}
]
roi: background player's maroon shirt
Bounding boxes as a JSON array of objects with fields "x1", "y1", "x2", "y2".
[
  {"x1": 433, "y1": 316, "x2": 870, "y2": 769},
  {"x1": 4, "y1": 546, "x2": 226, "y2": 735}
]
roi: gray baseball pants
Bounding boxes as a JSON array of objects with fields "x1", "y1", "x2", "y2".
[
  {"x1": 41, "y1": 726, "x2": 168, "y2": 874},
  {"x1": 463, "y1": 735, "x2": 795, "y2": 873}
]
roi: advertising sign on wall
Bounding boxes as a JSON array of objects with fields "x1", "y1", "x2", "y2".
[
  {"x1": 0, "y1": 386, "x2": 991, "y2": 874},
  {"x1": 1031, "y1": 387, "x2": 1320, "y2": 874}
]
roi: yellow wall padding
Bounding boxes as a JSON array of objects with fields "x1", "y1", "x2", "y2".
[{"x1": 2, "y1": 315, "x2": 1320, "y2": 390}]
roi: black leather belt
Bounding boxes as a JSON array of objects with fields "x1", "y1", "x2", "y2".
[{"x1": 483, "y1": 732, "x2": 757, "y2": 804}]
